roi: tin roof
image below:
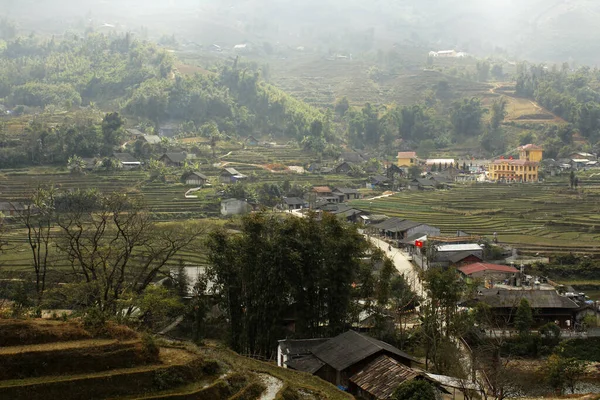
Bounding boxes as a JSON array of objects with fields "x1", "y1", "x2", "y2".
[
  {"x1": 458, "y1": 263, "x2": 518, "y2": 276},
  {"x1": 436, "y1": 244, "x2": 483, "y2": 252}
]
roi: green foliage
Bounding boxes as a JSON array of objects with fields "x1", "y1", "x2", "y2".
[
  {"x1": 450, "y1": 97, "x2": 486, "y2": 137},
  {"x1": 141, "y1": 333, "x2": 160, "y2": 362},
  {"x1": 206, "y1": 213, "x2": 368, "y2": 357},
  {"x1": 542, "y1": 354, "x2": 587, "y2": 395},
  {"x1": 82, "y1": 307, "x2": 108, "y2": 336},
  {"x1": 393, "y1": 379, "x2": 436, "y2": 400},
  {"x1": 514, "y1": 298, "x2": 533, "y2": 335}
]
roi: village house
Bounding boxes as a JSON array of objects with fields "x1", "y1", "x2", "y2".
[
  {"x1": 220, "y1": 198, "x2": 251, "y2": 216},
  {"x1": 126, "y1": 128, "x2": 144, "y2": 139},
  {"x1": 282, "y1": 197, "x2": 307, "y2": 211},
  {"x1": 141, "y1": 134, "x2": 161, "y2": 145},
  {"x1": 334, "y1": 162, "x2": 353, "y2": 174},
  {"x1": 159, "y1": 122, "x2": 178, "y2": 137},
  {"x1": 461, "y1": 289, "x2": 580, "y2": 329},
  {"x1": 159, "y1": 152, "x2": 187, "y2": 167},
  {"x1": 245, "y1": 135, "x2": 259, "y2": 146},
  {"x1": 220, "y1": 167, "x2": 247, "y2": 184},
  {"x1": 371, "y1": 218, "x2": 440, "y2": 240},
  {"x1": 333, "y1": 188, "x2": 361, "y2": 201},
  {"x1": 458, "y1": 263, "x2": 519, "y2": 285},
  {"x1": 312, "y1": 186, "x2": 334, "y2": 198},
  {"x1": 568, "y1": 152, "x2": 595, "y2": 161},
  {"x1": 396, "y1": 152, "x2": 417, "y2": 168},
  {"x1": 182, "y1": 171, "x2": 208, "y2": 186},
  {"x1": 409, "y1": 178, "x2": 436, "y2": 190},
  {"x1": 278, "y1": 330, "x2": 419, "y2": 388},
  {"x1": 0, "y1": 201, "x2": 27, "y2": 217},
  {"x1": 113, "y1": 153, "x2": 141, "y2": 169},
  {"x1": 367, "y1": 175, "x2": 390, "y2": 189},
  {"x1": 449, "y1": 251, "x2": 484, "y2": 267},
  {"x1": 341, "y1": 152, "x2": 365, "y2": 164}
]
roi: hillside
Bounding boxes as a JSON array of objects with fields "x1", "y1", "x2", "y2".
[
  {"x1": 0, "y1": 318, "x2": 353, "y2": 400},
  {"x1": 5, "y1": 0, "x2": 600, "y2": 64}
]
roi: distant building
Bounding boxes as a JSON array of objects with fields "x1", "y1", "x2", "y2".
[
  {"x1": 182, "y1": 171, "x2": 208, "y2": 186},
  {"x1": 425, "y1": 159, "x2": 455, "y2": 168},
  {"x1": 397, "y1": 152, "x2": 417, "y2": 167},
  {"x1": 245, "y1": 135, "x2": 259, "y2": 146},
  {"x1": 283, "y1": 197, "x2": 307, "y2": 211},
  {"x1": 335, "y1": 162, "x2": 353, "y2": 174},
  {"x1": 488, "y1": 144, "x2": 543, "y2": 182},
  {"x1": 220, "y1": 168, "x2": 247, "y2": 184},
  {"x1": 113, "y1": 153, "x2": 141, "y2": 169},
  {"x1": 333, "y1": 188, "x2": 361, "y2": 201},
  {"x1": 159, "y1": 152, "x2": 187, "y2": 167},
  {"x1": 371, "y1": 218, "x2": 440, "y2": 240},
  {"x1": 221, "y1": 198, "x2": 251, "y2": 216},
  {"x1": 458, "y1": 262, "x2": 519, "y2": 284}
]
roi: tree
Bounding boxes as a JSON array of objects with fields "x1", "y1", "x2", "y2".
[
  {"x1": 490, "y1": 97, "x2": 507, "y2": 131},
  {"x1": 18, "y1": 188, "x2": 55, "y2": 307},
  {"x1": 393, "y1": 379, "x2": 436, "y2": 400},
  {"x1": 451, "y1": 98, "x2": 486, "y2": 136},
  {"x1": 334, "y1": 96, "x2": 350, "y2": 117},
  {"x1": 101, "y1": 112, "x2": 124, "y2": 154},
  {"x1": 408, "y1": 165, "x2": 421, "y2": 180},
  {"x1": 55, "y1": 190, "x2": 204, "y2": 314},
  {"x1": 514, "y1": 298, "x2": 533, "y2": 335},
  {"x1": 206, "y1": 213, "x2": 368, "y2": 357},
  {"x1": 476, "y1": 61, "x2": 490, "y2": 82},
  {"x1": 570, "y1": 170, "x2": 576, "y2": 189},
  {"x1": 491, "y1": 64, "x2": 504, "y2": 80},
  {"x1": 67, "y1": 155, "x2": 86, "y2": 175},
  {"x1": 543, "y1": 354, "x2": 587, "y2": 394}
]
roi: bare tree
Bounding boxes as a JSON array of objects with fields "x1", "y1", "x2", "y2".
[
  {"x1": 55, "y1": 191, "x2": 205, "y2": 314},
  {"x1": 16, "y1": 187, "x2": 55, "y2": 307}
]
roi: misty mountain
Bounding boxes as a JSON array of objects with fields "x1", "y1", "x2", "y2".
[{"x1": 3, "y1": 0, "x2": 600, "y2": 64}]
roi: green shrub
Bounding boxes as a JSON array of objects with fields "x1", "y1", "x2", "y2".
[
  {"x1": 201, "y1": 358, "x2": 221, "y2": 375},
  {"x1": 141, "y1": 333, "x2": 160, "y2": 362},
  {"x1": 82, "y1": 307, "x2": 108, "y2": 336}
]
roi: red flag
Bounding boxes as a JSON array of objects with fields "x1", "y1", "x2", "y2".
[
  {"x1": 509, "y1": 156, "x2": 513, "y2": 160},
  {"x1": 415, "y1": 240, "x2": 423, "y2": 248}
]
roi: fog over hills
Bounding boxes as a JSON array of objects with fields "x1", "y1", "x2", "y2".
[{"x1": 2, "y1": 0, "x2": 600, "y2": 64}]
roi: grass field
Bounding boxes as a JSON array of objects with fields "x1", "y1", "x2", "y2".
[{"x1": 351, "y1": 179, "x2": 600, "y2": 254}]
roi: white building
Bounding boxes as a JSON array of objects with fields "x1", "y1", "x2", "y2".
[{"x1": 221, "y1": 198, "x2": 251, "y2": 216}]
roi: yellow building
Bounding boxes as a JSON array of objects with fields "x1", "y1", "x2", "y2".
[
  {"x1": 488, "y1": 144, "x2": 543, "y2": 182},
  {"x1": 397, "y1": 151, "x2": 418, "y2": 167},
  {"x1": 518, "y1": 144, "x2": 544, "y2": 162},
  {"x1": 488, "y1": 160, "x2": 539, "y2": 182}
]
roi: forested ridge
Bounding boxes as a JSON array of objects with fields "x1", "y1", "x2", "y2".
[{"x1": 0, "y1": 31, "x2": 328, "y2": 166}]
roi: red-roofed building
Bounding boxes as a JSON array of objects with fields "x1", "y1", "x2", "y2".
[{"x1": 458, "y1": 263, "x2": 519, "y2": 284}]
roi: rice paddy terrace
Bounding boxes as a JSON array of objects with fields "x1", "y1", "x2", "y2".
[
  {"x1": 0, "y1": 318, "x2": 350, "y2": 400},
  {"x1": 352, "y1": 180, "x2": 600, "y2": 255}
]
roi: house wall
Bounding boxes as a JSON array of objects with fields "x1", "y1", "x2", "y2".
[
  {"x1": 220, "y1": 175, "x2": 233, "y2": 184},
  {"x1": 488, "y1": 163, "x2": 539, "y2": 182},
  {"x1": 221, "y1": 201, "x2": 249, "y2": 216},
  {"x1": 397, "y1": 157, "x2": 416, "y2": 167},
  {"x1": 186, "y1": 178, "x2": 205, "y2": 186}
]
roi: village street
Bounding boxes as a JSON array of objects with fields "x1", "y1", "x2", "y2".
[{"x1": 366, "y1": 236, "x2": 425, "y2": 300}]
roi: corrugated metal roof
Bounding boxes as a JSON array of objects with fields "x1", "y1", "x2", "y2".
[
  {"x1": 312, "y1": 330, "x2": 419, "y2": 371},
  {"x1": 436, "y1": 244, "x2": 483, "y2": 252},
  {"x1": 350, "y1": 355, "x2": 418, "y2": 399}
]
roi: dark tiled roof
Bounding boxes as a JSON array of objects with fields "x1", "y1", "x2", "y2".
[
  {"x1": 286, "y1": 354, "x2": 325, "y2": 374},
  {"x1": 279, "y1": 338, "x2": 330, "y2": 357},
  {"x1": 470, "y1": 289, "x2": 579, "y2": 309},
  {"x1": 334, "y1": 188, "x2": 359, "y2": 195},
  {"x1": 370, "y1": 175, "x2": 390, "y2": 184},
  {"x1": 449, "y1": 251, "x2": 483, "y2": 264},
  {"x1": 312, "y1": 330, "x2": 419, "y2": 371},
  {"x1": 187, "y1": 172, "x2": 208, "y2": 180},
  {"x1": 113, "y1": 153, "x2": 139, "y2": 163},
  {"x1": 341, "y1": 152, "x2": 365, "y2": 163},
  {"x1": 349, "y1": 355, "x2": 419, "y2": 399},
  {"x1": 372, "y1": 218, "x2": 422, "y2": 233},
  {"x1": 283, "y1": 197, "x2": 305, "y2": 205},
  {"x1": 400, "y1": 232, "x2": 428, "y2": 244},
  {"x1": 413, "y1": 178, "x2": 435, "y2": 187}
]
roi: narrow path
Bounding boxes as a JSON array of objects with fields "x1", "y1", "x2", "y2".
[
  {"x1": 366, "y1": 236, "x2": 424, "y2": 299},
  {"x1": 257, "y1": 373, "x2": 284, "y2": 400}
]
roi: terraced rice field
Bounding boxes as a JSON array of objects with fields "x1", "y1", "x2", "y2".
[{"x1": 351, "y1": 182, "x2": 600, "y2": 254}]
